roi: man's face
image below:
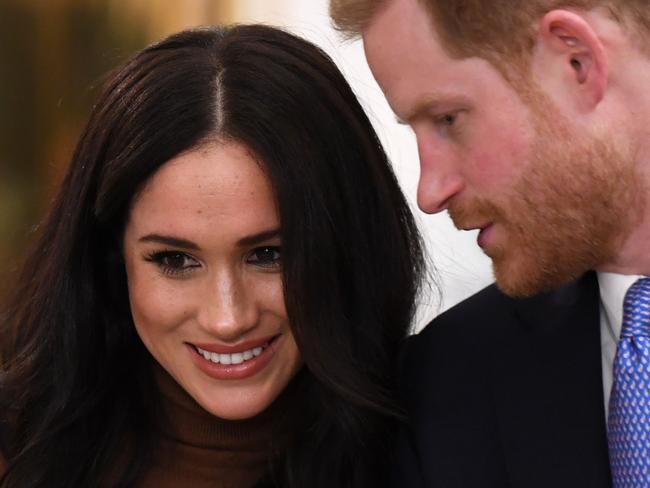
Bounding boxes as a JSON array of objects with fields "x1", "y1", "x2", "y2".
[{"x1": 363, "y1": 0, "x2": 641, "y2": 296}]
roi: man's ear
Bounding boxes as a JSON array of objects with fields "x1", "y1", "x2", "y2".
[{"x1": 532, "y1": 9, "x2": 608, "y2": 110}]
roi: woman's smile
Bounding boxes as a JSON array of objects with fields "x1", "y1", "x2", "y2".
[{"x1": 187, "y1": 334, "x2": 285, "y2": 380}]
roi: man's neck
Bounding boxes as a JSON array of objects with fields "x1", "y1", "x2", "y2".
[{"x1": 598, "y1": 216, "x2": 650, "y2": 276}]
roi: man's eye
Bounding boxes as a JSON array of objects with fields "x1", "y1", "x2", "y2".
[
  {"x1": 146, "y1": 251, "x2": 200, "y2": 276},
  {"x1": 432, "y1": 111, "x2": 465, "y2": 137},
  {"x1": 247, "y1": 246, "x2": 281, "y2": 269},
  {"x1": 438, "y1": 113, "x2": 457, "y2": 126}
]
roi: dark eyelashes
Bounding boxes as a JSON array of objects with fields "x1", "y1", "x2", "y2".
[
  {"x1": 247, "y1": 246, "x2": 282, "y2": 269},
  {"x1": 142, "y1": 246, "x2": 282, "y2": 277},
  {"x1": 144, "y1": 250, "x2": 185, "y2": 263},
  {"x1": 145, "y1": 251, "x2": 191, "y2": 276},
  {"x1": 144, "y1": 250, "x2": 199, "y2": 276}
]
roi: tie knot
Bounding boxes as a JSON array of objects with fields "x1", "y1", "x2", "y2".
[{"x1": 621, "y1": 278, "x2": 650, "y2": 338}]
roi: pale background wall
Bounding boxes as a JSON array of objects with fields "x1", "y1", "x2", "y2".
[{"x1": 228, "y1": 0, "x2": 494, "y2": 329}]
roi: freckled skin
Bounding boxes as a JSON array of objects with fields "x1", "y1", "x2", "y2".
[{"x1": 122, "y1": 141, "x2": 302, "y2": 420}]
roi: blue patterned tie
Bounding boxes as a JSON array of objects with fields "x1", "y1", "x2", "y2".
[{"x1": 609, "y1": 278, "x2": 650, "y2": 487}]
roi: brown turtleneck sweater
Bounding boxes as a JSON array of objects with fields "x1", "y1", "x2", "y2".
[
  {"x1": 0, "y1": 365, "x2": 295, "y2": 487},
  {"x1": 138, "y1": 365, "x2": 293, "y2": 488}
]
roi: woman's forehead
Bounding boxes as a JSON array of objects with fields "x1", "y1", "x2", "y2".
[{"x1": 125, "y1": 141, "x2": 278, "y2": 241}]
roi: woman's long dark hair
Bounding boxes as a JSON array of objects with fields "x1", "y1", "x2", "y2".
[{"x1": 0, "y1": 25, "x2": 425, "y2": 487}]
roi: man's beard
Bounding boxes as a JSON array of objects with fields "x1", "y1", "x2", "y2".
[{"x1": 449, "y1": 98, "x2": 644, "y2": 298}]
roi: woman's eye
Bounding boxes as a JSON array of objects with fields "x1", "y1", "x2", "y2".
[
  {"x1": 146, "y1": 251, "x2": 200, "y2": 276},
  {"x1": 247, "y1": 246, "x2": 281, "y2": 269}
]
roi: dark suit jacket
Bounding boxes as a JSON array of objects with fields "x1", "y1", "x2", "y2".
[{"x1": 393, "y1": 272, "x2": 612, "y2": 488}]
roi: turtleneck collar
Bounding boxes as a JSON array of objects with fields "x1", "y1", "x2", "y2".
[{"x1": 153, "y1": 362, "x2": 295, "y2": 451}]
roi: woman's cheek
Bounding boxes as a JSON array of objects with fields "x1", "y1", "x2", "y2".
[{"x1": 129, "y1": 271, "x2": 195, "y2": 337}]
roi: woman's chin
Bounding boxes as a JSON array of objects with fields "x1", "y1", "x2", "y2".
[{"x1": 194, "y1": 390, "x2": 277, "y2": 420}]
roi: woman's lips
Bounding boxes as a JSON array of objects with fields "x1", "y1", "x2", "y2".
[
  {"x1": 193, "y1": 335, "x2": 278, "y2": 354},
  {"x1": 187, "y1": 335, "x2": 282, "y2": 380}
]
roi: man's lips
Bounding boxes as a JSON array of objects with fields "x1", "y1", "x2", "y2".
[
  {"x1": 477, "y1": 223, "x2": 495, "y2": 249},
  {"x1": 456, "y1": 221, "x2": 491, "y2": 233},
  {"x1": 456, "y1": 221, "x2": 494, "y2": 248}
]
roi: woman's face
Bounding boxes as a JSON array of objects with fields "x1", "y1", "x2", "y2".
[{"x1": 123, "y1": 141, "x2": 301, "y2": 420}]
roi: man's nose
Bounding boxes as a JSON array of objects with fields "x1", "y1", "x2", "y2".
[
  {"x1": 415, "y1": 136, "x2": 465, "y2": 214},
  {"x1": 198, "y1": 269, "x2": 258, "y2": 341}
]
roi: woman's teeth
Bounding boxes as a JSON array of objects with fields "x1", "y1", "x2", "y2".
[{"x1": 195, "y1": 344, "x2": 267, "y2": 365}]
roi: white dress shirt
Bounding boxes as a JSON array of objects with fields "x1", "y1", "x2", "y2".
[{"x1": 598, "y1": 272, "x2": 643, "y2": 421}]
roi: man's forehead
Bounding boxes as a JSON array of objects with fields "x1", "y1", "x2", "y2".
[
  {"x1": 362, "y1": 0, "x2": 435, "y2": 47},
  {"x1": 361, "y1": 0, "x2": 450, "y2": 98}
]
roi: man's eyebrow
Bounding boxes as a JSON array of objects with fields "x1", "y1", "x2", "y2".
[
  {"x1": 398, "y1": 93, "x2": 468, "y2": 125},
  {"x1": 237, "y1": 228, "x2": 281, "y2": 247},
  {"x1": 139, "y1": 234, "x2": 200, "y2": 250}
]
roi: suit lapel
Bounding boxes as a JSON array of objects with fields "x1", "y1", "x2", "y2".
[{"x1": 490, "y1": 272, "x2": 612, "y2": 488}]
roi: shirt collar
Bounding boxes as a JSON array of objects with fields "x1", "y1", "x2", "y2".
[{"x1": 597, "y1": 271, "x2": 643, "y2": 342}]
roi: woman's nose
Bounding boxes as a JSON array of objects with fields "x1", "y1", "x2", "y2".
[{"x1": 197, "y1": 269, "x2": 259, "y2": 341}]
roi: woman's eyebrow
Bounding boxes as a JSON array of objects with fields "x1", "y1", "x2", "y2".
[
  {"x1": 138, "y1": 234, "x2": 200, "y2": 250},
  {"x1": 138, "y1": 229, "x2": 280, "y2": 249},
  {"x1": 237, "y1": 229, "x2": 280, "y2": 247}
]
